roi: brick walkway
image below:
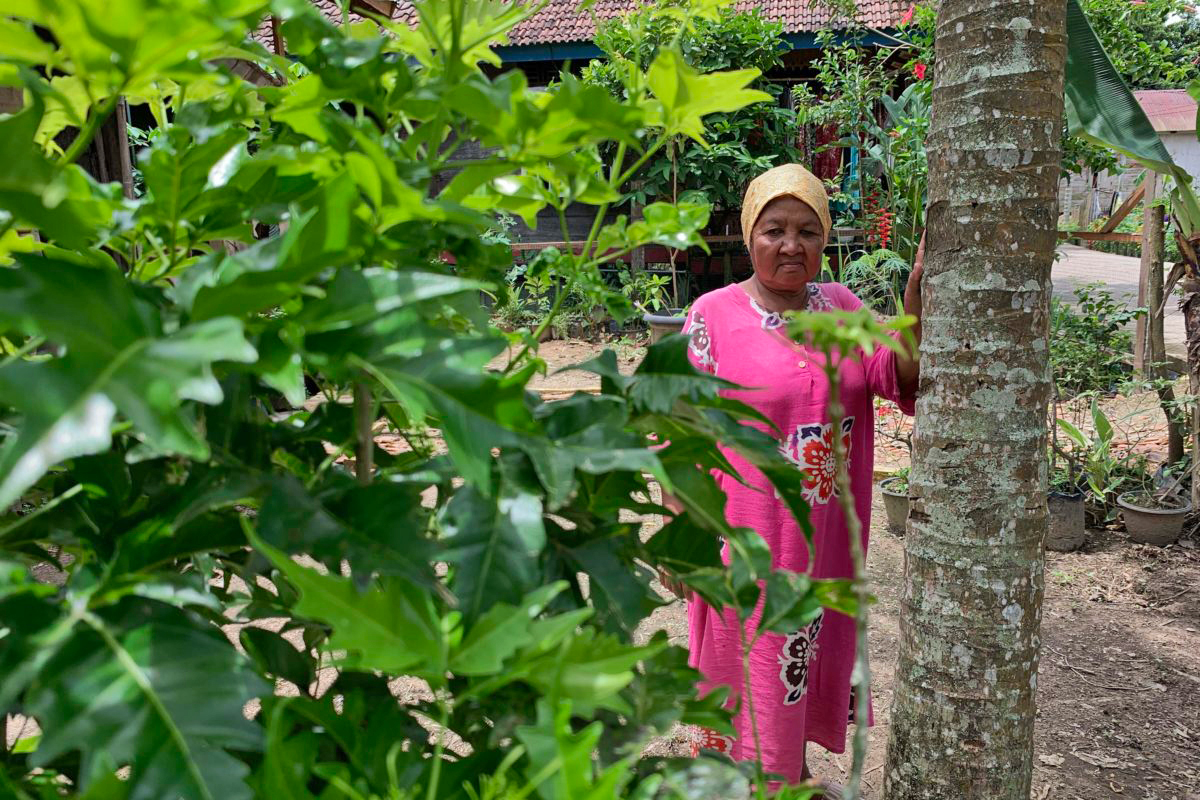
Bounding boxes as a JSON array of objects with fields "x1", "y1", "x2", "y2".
[{"x1": 1052, "y1": 243, "x2": 1186, "y2": 363}]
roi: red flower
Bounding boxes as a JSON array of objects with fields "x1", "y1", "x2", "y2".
[
  {"x1": 900, "y1": 5, "x2": 915, "y2": 25},
  {"x1": 914, "y1": 62, "x2": 928, "y2": 80}
]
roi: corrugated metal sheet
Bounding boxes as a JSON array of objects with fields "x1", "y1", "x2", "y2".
[{"x1": 1134, "y1": 89, "x2": 1198, "y2": 133}]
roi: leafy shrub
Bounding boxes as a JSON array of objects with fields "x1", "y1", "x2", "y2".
[
  {"x1": 836, "y1": 248, "x2": 911, "y2": 315},
  {"x1": 1051, "y1": 284, "x2": 1144, "y2": 397},
  {"x1": 0, "y1": 1, "x2": 856, "y2": 798},
  {"x1": 581, "y1": 5, "x2": 800, "y2": 211},
  {"x1": 618, "y1": 267, "x2": 674, "y2": 313}
]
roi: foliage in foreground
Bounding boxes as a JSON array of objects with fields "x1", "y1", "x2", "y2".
[
  {"x1": 0, "y1": 1, "x2": 864, "y2": 798},
  {"x1": 581, "y1": 4, "x2": 802, "y2": 212},
  {"x1": 1051, "y1": 284, "x2": 1144, "y2": 398}
]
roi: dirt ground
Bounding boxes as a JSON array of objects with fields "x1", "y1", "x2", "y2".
[
  {"x1": 630, "y1": 490, "x2": 1200, "y2": 799},
  {"x1": 548, "y1": 337, "x2": 1200, "y2": 800}
]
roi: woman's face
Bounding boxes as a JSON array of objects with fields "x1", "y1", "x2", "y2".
[{"x1": 749, "y1": 195, "x2": 825, "y2": 293}]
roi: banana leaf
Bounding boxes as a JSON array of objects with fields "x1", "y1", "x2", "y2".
[{"x1": 1064, "y1": 0, "x2": 1200, "y2": 233}]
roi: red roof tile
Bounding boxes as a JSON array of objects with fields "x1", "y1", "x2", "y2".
[
  {"x1": 466, "y1": 1, "x2": 911, "y2": 46},
  {"x1": 260, "y1": 2, "x2": 909, "y2": 51},
  {"x1": 1134, "y1": 89, "x2": 1198, "y2": 133}
]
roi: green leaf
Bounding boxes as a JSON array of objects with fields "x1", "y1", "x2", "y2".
[
  {"x1": 139, "y1": 127, "x2": 250, "y2": 225},
  {"x1": 1064, "y1": 0, "x2": 1200, "y2": 231},
  {"x1": 627, "y1": 335, "x2": 731, "y2": 414},
  {"x1": 516, "y1": 700, "x2": 635, "y2": 800},
  {"x1": 240, "y1": 627, "x2": 316, "y2": 690},
  {"x1": 758, "y1": 570, "x2": 821, "y2": 635},
  {"x1": 644, "y1": 48, "x2": 772, "y2": 144},
  {"x1": 524, "y1": 628, "x2": 666, "y2": 717},
  {"x1": 35, "y1": 75, "x2": 91, "y2": 148},
  {"x1": 249, "y1": 526, "x2": 448, "y2": 678},
  {"x1": 0, "y1": 97, "x2": 120, "y2": 248},
  {"x1": 294, "y1": 267, "x2": 487, "y2": 333},
  {"x1": 450, "y1": 581, "x2": 567, "y2": 676},
  {"x1": 438, "y1": 483, "x2": 546, "y2": 624},
  {"x1": 1090, "y1": 396, "x2": 1114, "y2": 445},
  {"x1": 1189, "y1": 78, "x2": 1200, "y2": 135},
  {"x1": 0, "y1": 388, "x2": 114, "y2": 509},
  {"x1": 375, "y1": 355, "x2": 536, "y2": 489},
  {"x1": 1056, "y1": 418, "x2": 1089, "y2": 449},
  {"x1": 0, "y1": 257, "x2": 257, "y2": 500},
  {"x1": 22, "y1": 600, "x2": 266, "y2": 800},
  {"x1": 0, "y1": 17, "x2": 57, "y2": 64},
  {"x1": 646, "y1": 515, "x2": 723, "y2": 575}
]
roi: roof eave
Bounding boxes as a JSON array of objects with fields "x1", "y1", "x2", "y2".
[{"x1": 497, "y1": 27, "x2": 904, "y2": 64}]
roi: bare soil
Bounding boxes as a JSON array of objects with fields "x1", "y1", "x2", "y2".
[
  {"x1": 559, "y1": 337, "x2": 1200, "y2": 800},
  {"x1": 488, "y1": 335, "x2": 647, "y2": 393},
  {"x1": 12, "y1": 337, "x2": 1199, "y2": 800}
]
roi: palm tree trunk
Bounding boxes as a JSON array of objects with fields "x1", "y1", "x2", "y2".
[{"x1": 884, "y1": 3, "x2": 1068, "y2": 798}]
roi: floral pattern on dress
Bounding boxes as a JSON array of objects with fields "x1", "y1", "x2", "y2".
[
  {"x1": 690, "y1": 727, "x2": 735, "y2": 757},
  {"x1": 808, "y1": 283, "x2": 833, "y2": 311},
  {"x1": 779, "y1": 610, "x2": 825, "y2": 705},
  {"x1": 780, "y1": 418, "x2": 855, "y2": 506},
  {"x1": 684, "y1": 311, "x2": 716, "y2": 372},
  {"x1": 748, "y1": 284, "x2": 833, "y2": 330}
]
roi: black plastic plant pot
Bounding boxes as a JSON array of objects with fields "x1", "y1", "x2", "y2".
[
  {"x1": 1046, "y1": 490, "x2": 1086, "y2": 552},
  {"x1": 879, "y1": 476, "x2": 909, "y2": 535}
]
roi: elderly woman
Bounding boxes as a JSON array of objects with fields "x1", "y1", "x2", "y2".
[{"x1": 679, "y1": 163, "x2": 923, "y2": 787}]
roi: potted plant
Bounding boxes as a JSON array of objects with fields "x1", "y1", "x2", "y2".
[
  {"x1": 1046, "y1": 469, "x2": 1086, "y2": 552},
  {"x1": 1046, "y1": 395, "x2": 1087, "y2": 552},
  {"x1": 879, "y1": 466, "x2": 909, "y2": 535},
  {"x1": 1117, "y1": 461, "x2": 1192, "y2": 546},
  {"x1": 643, "y1": 308, "x2": 686, "y2": 343},
  {"x1": 1055, "y1": 398, "x2": 1128, "y2": 526},
  {"x1": 874, "y1": 398, "x2": 913, "y2": 535}
]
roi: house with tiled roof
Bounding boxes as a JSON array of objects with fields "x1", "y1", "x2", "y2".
[
  {"x1": 254, "y1": 1, "x2": 910, "y2": 81},
  {"x1": 248, "y1": 1, "x2": 913, "y2": 285}
]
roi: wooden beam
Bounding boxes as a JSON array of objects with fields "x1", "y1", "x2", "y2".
[
  {"x1": 351, "y1": 0, "x2": 394, "y2": 17},
  {"x1": 0, "y1": 86, "x2": 21, "y2": 114},
  {"x1": 509, "y1": 229, "x2": 867, "y2": 252},
  {"x1": 1057, "y1": 231, "x2": 1141, "y2": 243},
  {"x1": 1098, "y1": 181, "x2": 1145, "y2": 233}
]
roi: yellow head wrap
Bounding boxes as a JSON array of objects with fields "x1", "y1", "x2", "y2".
[{"x1": 740, "y1": 163, "x2": 832, "y2": 251}]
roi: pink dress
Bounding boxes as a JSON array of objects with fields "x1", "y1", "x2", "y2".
[{"x1": 682, "y1": 282, "x2": 915, "y2": 784}]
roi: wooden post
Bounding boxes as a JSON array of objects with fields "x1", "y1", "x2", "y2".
[
  {"x1": 113, "y1": 99, "x2": 135, "y2": 199},
  {"x1": 1135, "y1": 172, "x2": 1159, "y2": 374},
  {"x1": 630, "y1": 195, "x2": 644, "y2": 273},
  {"x1": 1075, "y1": 168, "x2": 1093, "y2": 231},
  {"x1": 1142, "y1": 177, "x2": 1185, "y2": 463},
  {"x1": 270, "y1": 15, "x2": 284, "y2": 56}
]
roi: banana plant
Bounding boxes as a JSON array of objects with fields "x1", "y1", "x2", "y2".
[{"x1": 1063, "y1": 0, "x2": 1200, "y2": 505}]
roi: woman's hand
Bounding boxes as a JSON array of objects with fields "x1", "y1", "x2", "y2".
[{"x1": 902, "y1": 232, "x2": 925, "y2": 332}]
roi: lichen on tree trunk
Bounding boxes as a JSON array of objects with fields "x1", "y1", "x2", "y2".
[{"x1": 883, "y1": 2, "x2": 1067, "y2": 798}]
